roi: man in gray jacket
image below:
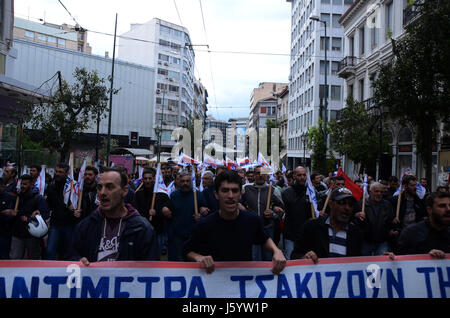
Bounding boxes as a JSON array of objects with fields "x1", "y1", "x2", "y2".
[{"x1": 239, "y1": 165, "x2": 284, "y2": 261}]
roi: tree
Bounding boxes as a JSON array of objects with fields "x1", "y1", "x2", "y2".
[
  {"x1": 25, "y1": 67, "x2": 117, "y2": 162},
  {"x1": 372, "y1": 0, "x2": 450, "y2": 183},
  {"x1": 308, "y1": 118, "x2": 326, "y2": 174},
  {"x1": 328, "y1": 97, "x2": 391, "y2": 175}
]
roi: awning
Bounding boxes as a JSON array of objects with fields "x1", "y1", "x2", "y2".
[
  {"x1": 111, "y1": 147, "x2": 153, "y2": 157},
  {"x1": 0, "y1": 74, "x2": 52, "y2": 124}
]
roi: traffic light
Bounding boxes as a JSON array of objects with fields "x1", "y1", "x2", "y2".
[{"x1": 129, "y1": 131, "x2": 139, "y2": 145}]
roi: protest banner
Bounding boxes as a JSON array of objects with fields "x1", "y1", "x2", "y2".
[{"x1": 0, "y1": 255, "x2": 448, "y2": 298}]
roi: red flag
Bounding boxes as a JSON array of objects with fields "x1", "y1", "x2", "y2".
[{"x1": 336, "y1": 168, "x2": 363, "y2": 202}]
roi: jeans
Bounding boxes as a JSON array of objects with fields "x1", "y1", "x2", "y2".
[
  {"x1": 9, "y1": 236, "x2": 42, "y2": 260},
  {"x1": 361, "y1": 241, "x2": 389, "y2": 256},
  {"x1": 46, "y1": 225, "x2": 75, "y2": 260},
  {"x1": 283, "y1": 239, "x2": 295, "y2": 260},
  {"x1": 252, "y1": 226, "x2": 274, "y2": 261}
]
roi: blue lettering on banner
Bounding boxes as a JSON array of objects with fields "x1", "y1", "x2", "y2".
[
  {"x1": 11, "y1": 276, "x2": 39, "y2": 298},
  {"x1": 325, "y1": 271, "x2": 342, "y2": 298},
  {"x1": 0, "y1": 277, "x2": 6, "y2": 298},
  {"x1": 43, "y1": 276, "x2": 67, "y2": 298},
  {"x1": 386, "y1": 269, "x2": 404, "y2": 298},
  {"x1": 417, "y1": 267, "x2": 435, "y2": 298},
  {"x1": 294, "y1": 272, "x2": 312, "y2": 298},
  {"x1": 137, "y1": 277, "x2": 160, "y2": 298},
  {"x1": 187, "y1": 276, "x2": 206, "y2": 298},
  {"x1": 255, "y1": 275, "x2": 274, "y2": 298},
  {"x1": 315, "y1": 272, "x2": 323, "y2": 298},
  {"x1": 81, "y1": 276, "x2": 109, "y2": 298},
  {"x1": 277, "y1": 274, "x2": 293, "y2": 298},
  {"x1": 231, "y1": 276, "x2": 253, "y2": 298},
  {"x1": 347, "y1": 270, "x2": 366, "y2": 298},
  {"x1": 114, "y1": 276, "x2": 134, "y2": 298},
  {"x1": 165, "y1": 276, "x2": 186, "y2": 298},
  {"x1": 437, "y1": 267, "x2": 450, "y2": 298}
]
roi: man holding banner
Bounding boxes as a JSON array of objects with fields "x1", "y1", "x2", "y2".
[
  {"x1": 70, "y1": 167, "x2": 159, "y2": 264},
  {"x1": 291, "y1": 187, "x2": 363, "y2": 262},
  {"x1": 396, "y1": 191, "x2": 450, "y2": 257},
  {"x1": 163, "y1": 170, "x2": 208, "y2": 261},
  {"x1": 281, "y1": 166, "x2": 313, "y2": 260},
  {"x1": 183, "y1": 170, "x2": 286, "y2": 275}
]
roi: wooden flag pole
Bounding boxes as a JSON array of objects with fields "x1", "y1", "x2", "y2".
[
  {"x1": 321, "y1": 187, "x2": 333, "y2": 215},
  {"x1": 361, "y1": 189, "x2": 366, "y2": 214},
  {"x1": 311, "y1": 202, "x2": 316, "y2": 219},
  {"x1": 77, "y1": 189, "x2": 83, "y2": 210},
  {"x1": 265, "y1": 185, "x2": 272, "y2": 211},
  {"x1": 396, "y1": 189, "x2": 402, "y2": 219},
  {"x1": 193, "y1": 189, "x2": 199, "y2": 217},
  {"x1": 149, "y1": 192, "x2": 156, "y2": 221},
  {"x1": 14, "y1": 196, "x2": 19, "y2": 211},
  {"x1": 135, "y1": 182, "x2": 143, "y2": 192}
]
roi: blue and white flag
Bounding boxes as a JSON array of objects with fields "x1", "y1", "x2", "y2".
[
  {"x1": 154, "y1": 163, "x2": 170, "y2": 195},
  {"x1": 306, "y1": 169, "x2": 319, "y2": 218},
  {"x1": 70, "y1": 160, "x2": 86, "y2": 209},
  {"x1": 167, "y1": 181, "x2": 175, "y2": 197},
  {"x1": 63, "y1": 153, "x2": 74, "y2": 206},
  {"x1": 192, "y1": 168, "x2": 198, "y2": 192},
  {"x1": 416, "y1": 182, "x2": 426, "y2": 199},
  {"x1": 134, "y1": 166, "x2": 144, "y2": 188},
  {"x1": 363, "y1": 174, "x2": 369, "y2": 199},
  {"x1": 198, "y1": 167, "x2": 207, "y2": 192}
]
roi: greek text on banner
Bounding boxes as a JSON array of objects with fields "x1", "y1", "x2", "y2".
[{"x1": 0, "y1": 255, "x2": 448, "y2": 298}]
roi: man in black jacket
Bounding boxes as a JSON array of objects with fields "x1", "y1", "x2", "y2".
[
  {"x1": 396, "y1": 191, "x2": 449, "y2": 258},
  {"x1": 133, "y1": 167, "x2": 172, "y2": 258},
  {"x1": 71, "y1": 167, "x2": 159, "y2": 264},
  {"x1": 45, "y1": 163, "x2": 78, "y2": 260},
  {"x1": 291, "y1": 187, "x2": 363, "y2": 262},
  {"x1": 281, "y1": 166, "x2": 312, "y2": 259},
  {"x1": 9, "y1": 175, "x2": 49, "y2": 259},
  {"x1": 74, "y1": 166, "x2": 99, "y2": 220},
  {"x1": 0, "y1": 179, "x2": 17, "y2": 259},
  {"x1": 358, "y1": 182, "x2": 396, "y2": 255}
]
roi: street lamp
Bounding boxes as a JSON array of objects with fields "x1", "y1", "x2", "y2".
[
  {"x1": 310, "y1": 15, "x2": 328, "y2": 174},
  {"x1": 301, "y1": 132, "x2": 309, "y2": 167},
  {"x1": 156, "y1": 88, "x2": 166, "y2": 164}
]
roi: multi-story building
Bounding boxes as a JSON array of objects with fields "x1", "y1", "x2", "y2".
[
  {"x1": 286, "y1": 0, "x2": 353, "y2": 170},
  {"x1": 13, "y1": 17, "x2": 92, "y2": 53},
  {"x1": 228, "y1": 117, "x2": 248, "y2": 160},
  {"x1": 249, "y1": 82, "x2": 288, "y2": 130},
  {"x1": 119, "y1": 18, "x2": 199, "y2": 153},
  {"x1": 204, "y1": 116, "x2": 229, "y2": 158},
  {"x1": 193, "y1": 79, "x2": 208, "y2": 122},
  {"x1": 337, "y1": 0, "x2": 442, "y2": 186},
  {"x1": 9, "y1": 38, "x2": 156, "y2": 162},
  {"x1": 276, "y1": 86, "x2": 289, "y2": 164},
  {"x1": 0, "y1": 3, "x2": 51, "y2": 167}
]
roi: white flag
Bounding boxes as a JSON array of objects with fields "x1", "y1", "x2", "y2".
[
  {"x1": 306, "y1": 168, "x2": 319, "y2": 218},
  {"x1": 416, "y1": 182, "x2": 426, "y2": 199},
  {"x1": 70, "y1": 160, "x2": 86, "y2": 209},
  {"x1": 154, "y1": 163, "x2": 170, "y2": 195},
  {"x1": 63, "y1": 153, "x2": 74, "y2": 206}
]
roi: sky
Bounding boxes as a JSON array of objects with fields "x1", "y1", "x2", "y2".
[{"x1": 14, "y1": 0, "x2": 292, "y2": 121}]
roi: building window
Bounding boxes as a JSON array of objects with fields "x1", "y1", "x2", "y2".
[
  {"x1": 319, "y1": 85, "x2": 329, "y2": 99},
  {"x1": 320, "y1": 36, "x2": 330, "y2": 50},
  {"x1": 260, "y1": 107, "x2": 267, "y2": 114},
  {"x1": 320, "y1": 13, "x2": 331, "y2": 26},
  {"x1": 47, "y1": 36, "x2": 57, "y2": 44},
  {"x1": 58, "y1": 38, "x2": 66, "y2": 46},
  {"x1": 78, "y1": 44, "x2": 83, "y2": 52},
  {"x1": 320, "y1": 60, "x2": 329, "y2": 74},
  {"x1": 371, "y1": 16, "x2": 379, "y2": 48},
  {"x1": 331, "y1": 85, "x2": 341, "y2": 100},
  {"x1": 331, "y1": 61, "x2": 339, "y2": 75},
  {"x1": 25, "y1": 31, "x2": 35, "y2": 38},
  {"x1": 37, "y1": 33, "x2": 46, "y2": 41},
  {"x1": 321, "y1": 0, "x2": 331, "y2": 4},
  {"x1": 158, "y1": 53, "x2": 169, "y2": 61},
  {"x1": 332, "y1": 14, "x2": 342, "y2": 28},
  {"x1": 344, "y1": 0, "x2": 353, "y2": 4},
  {"x1": 332, "y1": 37, "x2": 342, "y2": 51},
  {"x1": 359, "y1": 26, "x2": 365, "y2": 55},
  {"x1": 359, "y1": 79, "x2": 364, "y2": 101},
  {"x1": 332, "y1": 0, "x2": 342, "y2": 4},
  {"x1": 386, "y1": 1, "x2": 394, "y2": 39}
]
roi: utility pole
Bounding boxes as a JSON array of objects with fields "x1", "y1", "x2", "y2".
[{"x1": 106, "y1": 13, "x2": 118, "y2": 167}]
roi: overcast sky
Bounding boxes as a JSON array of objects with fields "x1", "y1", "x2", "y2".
[{"x1": 14, "y1": 0, "x2": 291, "y2": 121}]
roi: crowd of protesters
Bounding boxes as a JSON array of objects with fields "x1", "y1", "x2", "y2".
[{"x1": 0, "y1": 161, "x2": 448, "y2": 275}]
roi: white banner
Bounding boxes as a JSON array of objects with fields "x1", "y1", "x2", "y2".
[{"x1": 0, "y1": 255, "x2": 448, "y2": 298}]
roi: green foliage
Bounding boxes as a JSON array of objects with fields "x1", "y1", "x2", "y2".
[
  {"x1": 328, "y1": 97, "x2": 391, "y2": 174},
  {"x1": 372, "y1": 0, "x2": 450, "y2": 181},
  {"x1": 308, "y1": 118, "x2": 326, "y2": 174},
  {"x1": 25, "y1": 67, "x2": 117, "y2": 161},
  {"x1": 99, "y1": 137, "x2": 119, "y2": 162}
]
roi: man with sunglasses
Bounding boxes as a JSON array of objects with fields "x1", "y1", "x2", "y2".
[{"x1": 291, "y1": 187, "x2": 363, "y2": 262}]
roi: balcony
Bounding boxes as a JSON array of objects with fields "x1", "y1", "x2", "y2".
[
  {"x1": 403, "y1": 3, "x2": 421, "y2": 27},
  {"x1": 337, "y1": 56, "x2": 357, "y2": 79}
]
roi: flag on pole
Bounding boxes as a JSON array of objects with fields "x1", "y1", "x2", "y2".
[
  {"x1": 257, "y1": 152, "x2": 271, "y2": 169},
  {"x1": 306, "y1": 168, "x2": 319, "y2": 218},
  {"x1": 225, "y1": 157, "x2": 238, "y2": 170},
  {"x1": 416, "y1": 181, "x2": 426, "y2": 199},
  {"x1": 33, "y1": 165, "x2": 46, "y2": 196},
  {"x1": 281, "y1": 164, "x2": 287, "y2": 174},
  {"x1": 203, "y1": 154, "x2": 219, "y2": 168},
  {"x1": 363, "y1": 174, "x2": 369, "y2": 199},
  {"x1": 154, "y1": 163, "x2": 170, "y2": 195},
  {"x1": 134, "y1": 166, "x2": 144, "y2": 188},
  {"x1": 70, "y1": 160, "x2": 86, "y2": 209},
  {"x1": 178, "y1": 153, "x2": 199, "y2": 166},
  {"x1": 336, "y1": 168, "x2": 363, "y2": 202},
  {"x1": 191, "y1": 168, "x2": 197, "y2": 191},
  {"x1": 198, "y1": 167, "x2": 207, "y2": 192},
  {"x1": 63, "y1": 153, "x2": 74, "y2": 206}
]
